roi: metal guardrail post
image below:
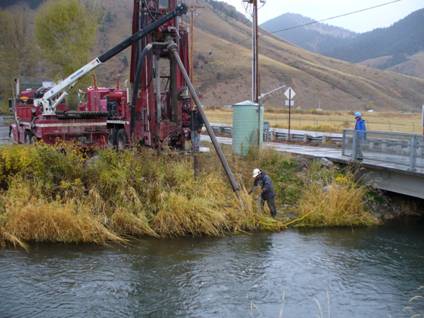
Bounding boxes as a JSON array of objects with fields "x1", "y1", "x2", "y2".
[
  {"x1": 342, "y1": 130, "x2": 346, "y2": 156},
  {"x1": 409, "y1": 135, "x2": 417, "y2": 171}
]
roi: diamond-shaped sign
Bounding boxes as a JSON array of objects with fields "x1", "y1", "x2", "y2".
[{"x1": 284, "y1": 87, "x2": 296, "y2": 99}]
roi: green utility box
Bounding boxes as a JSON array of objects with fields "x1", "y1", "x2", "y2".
[{"x1": 232, "y1": 100, "x2": 263, "y2": 155}]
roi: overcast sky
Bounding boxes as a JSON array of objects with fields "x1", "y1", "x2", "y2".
[{"x1": 222, "y1": 0, "x2": 424, "y2": 33}]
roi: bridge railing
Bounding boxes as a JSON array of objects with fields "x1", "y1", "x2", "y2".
[
  {"x1": 342, "y1": 129, "x2": 424, "y2": 171},
  {"x1": 210, "y1": 123, "x2": 343, "y2": 144}
]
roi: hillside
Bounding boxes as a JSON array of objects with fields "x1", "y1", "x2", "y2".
[
  {"x1": 261, "y1": 13, "x2": 356, "y2": 53},
  {"x1": 262, "y1": 9, "x2": 424, "y2": 79},
  {"x1": 1, "y1": 0, "x2": 424, "y2": 111}
]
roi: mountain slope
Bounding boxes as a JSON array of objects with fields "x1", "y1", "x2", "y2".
[
  {"x1": 1, "y1": 0, "x2": 424, "y2": 111},
  {"x1": 322, "y1": 9, "x2": 424, "y2": 64},
  {"x1": 261, "y1": 13, "x2": 356, "y2": 53},
  {"x1": 262, "y1": 8, "x2": 424, "y2": 79},
  {"x1": 188, "y1": 0, "x2": 424, "y2": 111}
]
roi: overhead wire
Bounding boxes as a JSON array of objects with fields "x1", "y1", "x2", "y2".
[
  {"x1": 269, "y1": 0, "x2": 403, "y2": 34},
  {"x1": 233, "y1": 0, "x2": 405, "y2": 46}
]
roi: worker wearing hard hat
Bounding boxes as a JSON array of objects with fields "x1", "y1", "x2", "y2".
[
  {"x1": 354, "y1": 112, "x2": 367, "y2": 161},
  {"x1": 250, "y1": 168, "x2": 277, "y2": 218}
]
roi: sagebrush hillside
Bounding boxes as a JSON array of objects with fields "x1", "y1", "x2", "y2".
[{"x1": 1, "y1": 0, "x2": 424, "y2": 111}]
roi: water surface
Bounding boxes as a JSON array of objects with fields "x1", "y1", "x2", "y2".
[{"x1": 1, "y1": 224, "x2": 423, "y2": 317}]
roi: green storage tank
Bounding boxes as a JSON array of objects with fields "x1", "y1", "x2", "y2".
[{"x1": 232, "y1": 100, "x2": 264, "y2": 155}]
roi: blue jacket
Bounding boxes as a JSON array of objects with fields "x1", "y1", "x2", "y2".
[
  {"x1": 254, "y1": 172, "x2": 275, "y2": 199},
  {"x1": 355, "y1": 118, "x2": 366, "y2": 140}
]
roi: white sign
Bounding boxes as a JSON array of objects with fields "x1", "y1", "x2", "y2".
[
  {"x1": 284, "y1": 87, "x2": 296, "y2": 99},
  {"x1": 285, "y1": 100, "x2": 294, "y2": 107}
]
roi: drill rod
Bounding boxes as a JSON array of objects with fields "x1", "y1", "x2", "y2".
[{"x1": 167, "y1": 42, "x2": 240, "y2": 193}]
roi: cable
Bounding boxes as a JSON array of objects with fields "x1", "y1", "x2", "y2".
[
  {"x1": 269, "y1": 0, "x2": 403, "y2": 34},
  {"x1": 234, "y1": 0, "x2": 404, "y2": 46}
]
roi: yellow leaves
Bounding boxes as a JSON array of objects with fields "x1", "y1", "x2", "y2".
[{"x1": 335, "y1": 174, "x2": 350, "y2": 186}]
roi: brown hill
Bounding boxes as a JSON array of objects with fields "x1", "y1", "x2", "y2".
[{"x1": 1, "y1": 0, "x2": 424, "y2": 111}]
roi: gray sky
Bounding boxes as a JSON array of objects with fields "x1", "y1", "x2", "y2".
[{"x1": 222, "y1": 0, "x2": 424, "y2": 33}]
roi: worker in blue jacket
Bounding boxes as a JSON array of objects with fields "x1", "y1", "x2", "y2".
[
  {"x1": 354, "y1": 111, "x2": 367, "y2": 160},
  {"x1": 250, "y1": 168, "x2": 277, "y2": 218}
]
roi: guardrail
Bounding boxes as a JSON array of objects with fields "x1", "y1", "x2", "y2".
[
  {"x1": 0, "y1": 116, "x2": 12, "y2": 144},
  {"x1": 210, "y1": 123, "x2": 343, "y2": 145},
  {"x1": 342, "y1": 129, "x2": 424, "y2": 171}
]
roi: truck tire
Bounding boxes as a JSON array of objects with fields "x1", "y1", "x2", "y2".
[
  {"x1": 116, "y1": 129, "x2": 127, "y2": 151},
  {"x1": 108, "y1": 128, "x2": 117, "y2": 148}
]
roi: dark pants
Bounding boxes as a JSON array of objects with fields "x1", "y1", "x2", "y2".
[
  {"x1": 261, "y1": 194, "x2": 277, "y2": 218},
  {"x1": 355, "y1": 137, "x2": 363, "y2": 160}
]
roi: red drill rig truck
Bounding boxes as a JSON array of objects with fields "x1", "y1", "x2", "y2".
[
  {"x1": 10, "y1": 2, "x2": 189, "y2": 149},
  {"x1": 10, "y1": 0, "x2": 240, "y2": 192}
]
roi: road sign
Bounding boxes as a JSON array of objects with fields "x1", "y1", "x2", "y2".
[
  {"x1": 284, "y1": 87, "x2": 296, "y2": 99},
  {"x1": 285, "y1": 100, "x2": 294, "y2": 107}
]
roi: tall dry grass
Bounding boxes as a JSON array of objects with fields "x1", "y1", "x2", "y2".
[
  {"x1": 294, "y1": 163, "x2": 378, "y2": 227},
  {"x1": 0, "y1": 144, "x2": 284, "y2": 247},
  {"x1": 0, "y1": 143, "x2": 378, "y2": 248}
]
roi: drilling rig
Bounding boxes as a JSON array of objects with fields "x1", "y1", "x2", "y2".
[
  {"x1": 11, "y1": 1, "x2": 189, "y2": 149},
  {"x1": 10, "y1": 0, "x2": 240, "y2": 192}
]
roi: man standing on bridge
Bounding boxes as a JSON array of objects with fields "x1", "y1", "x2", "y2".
[
  {"x1": 354, "y1": 112, "x2": 367, "y2": 161},
  {"x1": 250, "y1": 168, "x2": 278, "y2": 218}
]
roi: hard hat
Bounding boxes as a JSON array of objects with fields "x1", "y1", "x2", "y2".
[
  {"x1": 252, "y1": 168, "x2": 261, "y2": 178},
  {"x1": 354, "y1": 111, "x2": 362, "y2": 118}
]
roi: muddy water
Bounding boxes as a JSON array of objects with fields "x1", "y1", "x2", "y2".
[{"x1": 1, "y1": 224, "x2": 423, "y2": 318}]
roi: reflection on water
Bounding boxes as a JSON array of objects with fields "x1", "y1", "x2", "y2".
[{"x1": 0, "y1": 224, "x2": 423, "y2": 317}]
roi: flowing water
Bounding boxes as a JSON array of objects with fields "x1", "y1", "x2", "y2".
[{"x1": 1, "y1": 223, "x2": 423, "y2": 318}]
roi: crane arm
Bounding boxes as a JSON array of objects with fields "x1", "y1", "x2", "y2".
[{"x1": 38, "y1": 3, "x2": 187, "y2": 115}]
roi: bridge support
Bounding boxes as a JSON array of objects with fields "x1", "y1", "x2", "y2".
[{"x1": 362, "y1": 168, "x2": 424, "y2": 199}]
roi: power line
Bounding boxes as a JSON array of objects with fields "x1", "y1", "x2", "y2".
[
  {"x1": 268, "y1": 0, "x2": 403, "y2": 34},
  {"x1": 234, "y1": 0, "x2": 404, "y2": 46}
]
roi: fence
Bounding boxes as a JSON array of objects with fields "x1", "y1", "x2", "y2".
[{"x1": 342, "y1": 129, "x2": 424, "y2": 171}]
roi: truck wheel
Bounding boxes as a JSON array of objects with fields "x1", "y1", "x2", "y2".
[
  {"x1": 108, "y1": 128, "x2": 117, "y2": 148},
  {"x1": 116, "y1": 129, "x2": 127, "y2": 151}
]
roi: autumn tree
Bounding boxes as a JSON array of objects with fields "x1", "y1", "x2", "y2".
[
  {"x1": 35, "y1": 0, "x2": 99, "y2": 90},
  {"x1": 0, "y1": 10, "x2": 37, "y2": 110}
]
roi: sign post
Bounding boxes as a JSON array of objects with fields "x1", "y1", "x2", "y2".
[{"x1": 285, "y1": 87, "x2": 296, "y2": 141}]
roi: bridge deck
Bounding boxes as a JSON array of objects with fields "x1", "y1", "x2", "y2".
[{"x1": 201, "y1": 135, "x2": 424, "y2": 177}]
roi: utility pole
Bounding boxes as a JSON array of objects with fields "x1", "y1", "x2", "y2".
[
  {"x1": 244, "y1": 0, "x2": 261, "y2": 146},
  {"x1": 188, "y1": 5, "x2": 204, "y2": 85},
  {"x1": 251, "y1": 0, "x2": 259, "y2": 103}
]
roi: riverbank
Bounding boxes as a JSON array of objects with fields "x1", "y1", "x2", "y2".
[{"x1": 0, "y1": 144, "x2": 378, "y2": 248}]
